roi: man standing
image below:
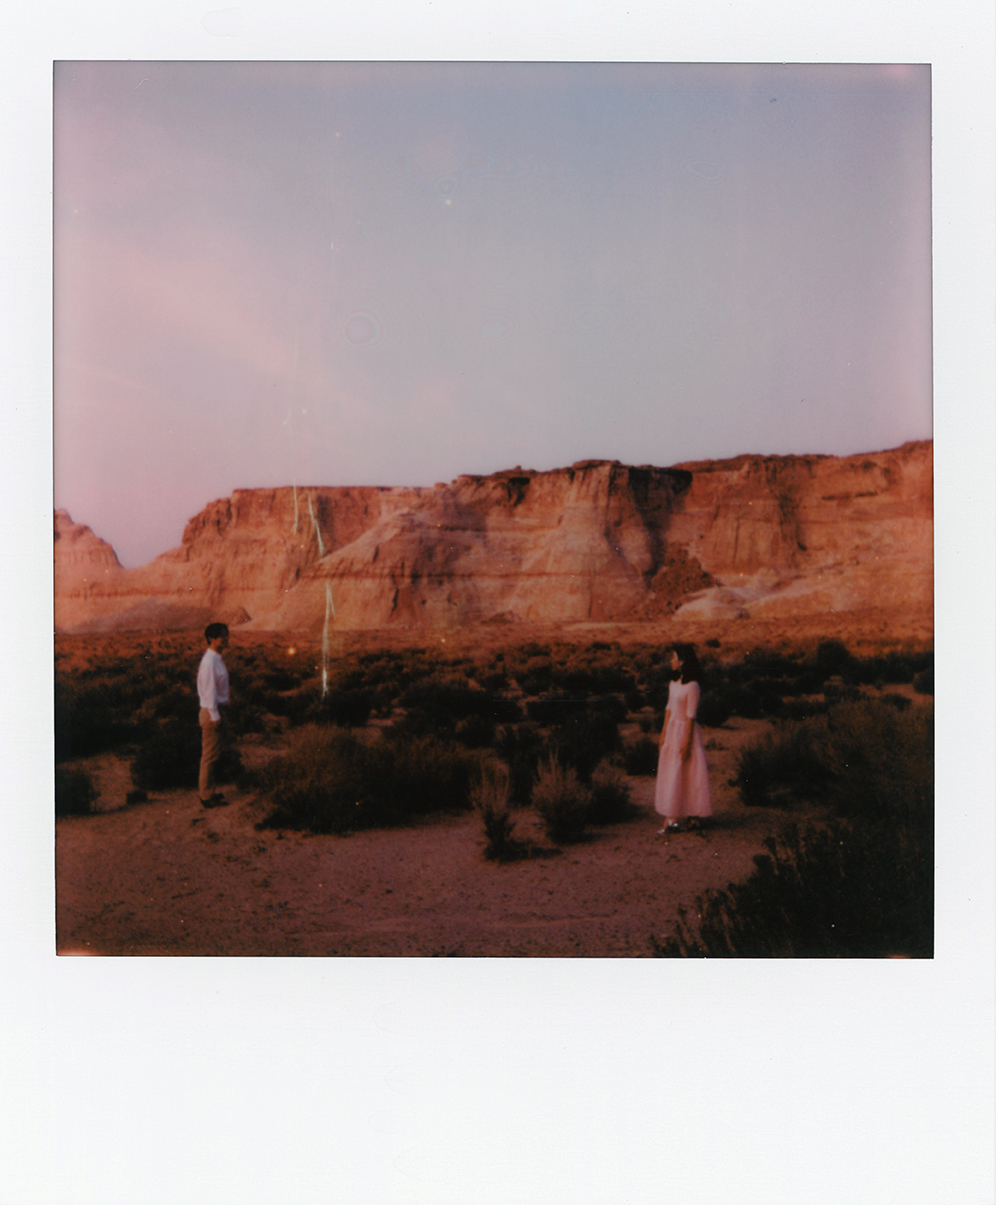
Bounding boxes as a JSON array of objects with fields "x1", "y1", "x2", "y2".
[{"x1": 197, "y1": 622, "x2": 230, "y2": 808}]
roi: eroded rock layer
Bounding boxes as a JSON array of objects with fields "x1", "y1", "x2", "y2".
[{"x1": 55, "y1": 441, "x2": 932, "y2": 634}]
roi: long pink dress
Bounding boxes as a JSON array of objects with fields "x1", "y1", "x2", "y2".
[{"x1": 654, "y1": 679, "x2": 712, "y2": 818}]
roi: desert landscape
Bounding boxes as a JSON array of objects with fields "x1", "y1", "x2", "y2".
[{"x1": 54, "y1": 443, "x2": 934, "y2": 958}]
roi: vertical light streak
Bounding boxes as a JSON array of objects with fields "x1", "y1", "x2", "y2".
[
  {"x1": 308, "y1": 493, "x2": 325, "y2": 557},
  {"x1": 321, "y1": 580, "x2": 336, "y2": 697}
]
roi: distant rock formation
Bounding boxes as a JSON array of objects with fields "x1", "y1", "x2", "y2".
[{"x1": 55, "y1": 441, "x2": 932, "y2": 635}]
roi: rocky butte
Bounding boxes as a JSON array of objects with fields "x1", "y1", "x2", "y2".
[{"x1": 55, "y1": 441, "x2": 932, "y2": 638}]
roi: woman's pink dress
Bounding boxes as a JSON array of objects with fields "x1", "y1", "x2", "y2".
[{"x1": 654, "y1": 679, "x2": 712, "y2": 818}]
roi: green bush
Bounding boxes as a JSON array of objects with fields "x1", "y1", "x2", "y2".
[
  {"x1": 472, "y1": 763, "x2": 526, "y2": 862},
  {"x1": 319, "y1": 688, "x2": 373, "y2": 727},
  {"x1": 495, "y1": 723, "x2": 544, "y2": 805},
  {"x1": 588, "y1": 762, "x2": 635, "y2": 825},
  {"x1": 546, "y1": 710, "x2": 621, "y2": 782},
  {"x1": 402, "y1": 680, "x2": 520, "y2": 723},
  {"x1": 652, "y1": 816, "x2": 932, "y2": 958},
  {"x1": 257, "y1": 727, "x2": 483, "y2": 834},
  {"x1": 779, "y1": 698, "x2": 829, "y2": 723},
  {"x1": 54, "y1": 680, "x2": 144, "y2": 760},
  {"x1": 532, "y1": 756, "x2": 590, "y2": 844},
  {"x1": 551, "y1": 663, "x2": 634, "y2": 694},
  {"x1": 624, "y1": 736, "x2": 660, "y2": 777},
  {"x1": 734, "y1": 721, "x2": 836, "y2": 808},
  {"x1": 456, "y1": 713, "x2": 497, "y2": 749},
  {"x1": 696, "y1": 691, "x2": 732, "y2": 728},
  {"x1": 131, "y1": 719, "x2": 243, "y2": 792},
  {"x1": 733, "y1": 699, "x2": 932, "y2": 825},
  {"x1": 914, "y1": 667, "x2": 934, "y2": 695},
  {"x1": 814, "y1": 639, "x2": 853, "y2": 677},
  {"x1": 55, "y1": 766, "x2": 97, "y2": 817}
]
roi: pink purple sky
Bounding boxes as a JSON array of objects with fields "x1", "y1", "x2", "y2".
[{"x1": 55, "y1": 61, "x2": 932, "y2": 567}]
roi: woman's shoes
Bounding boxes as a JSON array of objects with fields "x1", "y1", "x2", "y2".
[{"x1": 657, "y1": 822, "x2": 682, "y2": 835}]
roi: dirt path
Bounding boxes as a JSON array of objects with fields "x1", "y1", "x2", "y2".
[{"x1": 56, "y1": 719, "x2": 808, "y2": 957}]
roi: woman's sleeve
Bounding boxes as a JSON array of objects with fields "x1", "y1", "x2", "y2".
[{"x1": 686, "y1": 681, "x2": 701, "y2": 721}]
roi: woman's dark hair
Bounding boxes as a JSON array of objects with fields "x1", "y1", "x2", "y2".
[{"x1": 673, "y1": 643, "x2": 701, "y2": 684}]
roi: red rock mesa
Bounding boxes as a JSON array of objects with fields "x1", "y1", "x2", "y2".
[{"x1": 55, "y1": 441, "x2": 932, "y2": 636}]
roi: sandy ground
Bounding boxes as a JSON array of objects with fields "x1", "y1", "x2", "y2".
[{"x1": 56, "y1": 716, "x2": 817, "y2": 957}]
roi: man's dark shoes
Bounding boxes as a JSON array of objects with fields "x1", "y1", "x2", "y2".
[{"x1": 201, "y1": 793, "x2": 229, "y2": 809}]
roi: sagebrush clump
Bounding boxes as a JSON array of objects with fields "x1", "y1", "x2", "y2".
[
  {"x1": 652, "y1": 817, "x2": 932, "y2": 958},
  {"x1": 657, "y1": 696, "x2": 933, "y2": 958},
  {"x1": 472, "y1": 763, "x2": 526, "y2": 862},
  {"x1": 131, "y1": 718, "x2": 243, "y2": 791},
  {"x1": 531, "y1": 756, "x2": 590, "y2": 844},
  {"x1": 55, "y1": 766, "x2": 98, "y2": 817},
  {"x1": 734, "y1": 698, "x2": 932, "y2": 824},
  {"x1": 257, "y1": 726, "x2": 483, "y2": 834},
  {"x1": 588, "y1": 762, "x2": 635, "y2": 825}
]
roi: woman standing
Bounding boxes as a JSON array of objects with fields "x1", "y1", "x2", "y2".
[{"x1": 655, "y1": 644, "x2": 712, "y2": 834}]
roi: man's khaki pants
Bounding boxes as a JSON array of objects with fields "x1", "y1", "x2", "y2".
[{"x1": 199, "y1": 710, "x2": 223, "y2": 801}]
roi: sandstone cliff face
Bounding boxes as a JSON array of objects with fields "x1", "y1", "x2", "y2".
[{"x1": 55, "y1": 441, "x2": 932, "y2": 634}]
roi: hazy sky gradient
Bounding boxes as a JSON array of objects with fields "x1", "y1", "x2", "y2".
[{"x1": 55, "y1": 61, "x2": 931, "y2": 566}]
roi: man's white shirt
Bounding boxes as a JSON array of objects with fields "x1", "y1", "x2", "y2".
[{"x1": 197, "y1": 648, "x2": 230, "y2": 721}]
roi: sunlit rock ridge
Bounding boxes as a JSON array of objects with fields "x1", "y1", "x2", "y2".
[{"x1": 55, "y1": 441, "x2": 932, "y2": 635}]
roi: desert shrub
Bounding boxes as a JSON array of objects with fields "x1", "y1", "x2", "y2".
[
  {"x1": 526, "y1": 694, "x2": 588, "y2": 724},
  {"x1": 589, "y1": 694, "x2": 629, "y2": 724},
  {"x1": 552, "y1": 663, "x2": 634, "y2": 694},
  {"x1": 456, "y1": 713, "x2": 497, "y2": 749},
  {"x1": 532, "y1": 756, "x2": 590, "y2": 844},
  {"x1": 518, "y1": 657, "x2": 553, "y2": 695},
  {"x1": 820, "y1": 701, "x2": 933, "y2": 825},
  {"x1": 779, "y1": 698, "x2": 829, "y2": 723},
  {"x1": 881, "y1": 692, "x2": 912, "y2": 712},
  {"x1": 709, "y1": 681, "x2": 765, "y2": 720},
  {"x1": 741, "y1": 649, "x2": 802, "y2": 678},
  {"x1": 55, "y1": 766, "x2": 97, "y2": 817},
  {"x1": 734, "y1": 699, "x2": 933, "y2": 827},
  {"x1": 257, "y1": 727, "x2": 482, "y2": 834},
  {"x1": 495, "y1": 723, "x2": 545, "y2": 805},
  {"x1": 546, "y1": 711, "x2": 621, "y2": 781},
  {"x1": 850, "y1": 650, "x2": 931, "y2": 687},
  {"x1": 54, "y1": 680, "x2": 144, "y2": 760},
  {"x1": 131, "y1": 719, "x2": 243, "y2": 792},
  {"x1": 401, "y1": 680, "x2": 520, "y2": 723},
  {"x1": 814, "y1": 639, "x2": 853, "y2": 677},
  {"x1": 152, "y1": 684, "x2": 195, "y2": 722},
  {"x1": 588, "y1": 762, "x2": 635, "y2": 824},
  {"x1": 229, "y1": 703, "x2": 267, "y2": 735},
  {"x1": 318, "y1": 688, "x2": 373, "y2": 727},
  {"x1": 263, "y1": 668, "x2": 307, "y2": 692},
  {"x1": 643, "y1": 668, "x2": 674, "y2": 710},
  {"x1": 652, "y1": 816, "x2": 932, "y2": 958},
  {"x1": 822, "y1": 681, "x2": 863, "y2": 705},
  {"x1": 914, "y1": 667, "x2": 934, "y2": 695},
  {"x1": 472, "y1": 763, "x2": 526, "y2": 862},
  {"x1": 696, "y1": 691, "x2": 732, "y2": 728},
  {"x1": 388, "y1": 703, "x2": 456, "y2": 741},
  {"x1": 734, "y1": 722, "x2": 834, "y2": 808},
  {"x1": 624, "y1": 736, "x2": 660, "y2": 776}
]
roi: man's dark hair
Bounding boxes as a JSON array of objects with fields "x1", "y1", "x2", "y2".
[{"x1": 205, "y1": 622, "x2": 229, "y2": 643}]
